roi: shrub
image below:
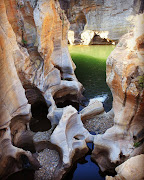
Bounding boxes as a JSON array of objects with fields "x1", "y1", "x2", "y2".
[
  {"x1": 138, "y1": 75, "x2": 144, "y2": 89},
  {"x1": 22, "y1": 38, "x2": 27, "y2": 45}
]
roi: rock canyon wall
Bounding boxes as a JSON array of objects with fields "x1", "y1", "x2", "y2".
[
  {"x1": 59, "y1": 0, "x2": 144, "y2": 45},
  {"x1": 0, "y1": 0, "x2": 83, "y2": 178},
  {"x1": 92, "y1": 13, "x2": 144, "y2": 177},
  {"x1": 0, "y1": 0, "x2": 144, "y2": 179}
]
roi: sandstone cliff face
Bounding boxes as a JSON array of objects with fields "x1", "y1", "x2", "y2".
[
  {"x1": 92, "y1": 13, "x2": 144, "y2": 172},
  {"x1": 59, "y1": 0, "x2": 143, "y2": 45},
  {"x1": 106, "y1": 154, "x2": 144, "y2": 180},
  {"x1": 0, "y1": 0, "x2": 144, "y2": 179},
  {"x1": 0, "y1": 0, "x2": 83, "y2": 178}
]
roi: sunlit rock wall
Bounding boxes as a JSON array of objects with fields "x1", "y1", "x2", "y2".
[
  {"x1": 59, "y1": 0, "x2": 144, "y2": 45},
  {"x1": 92, "y1": 13, "x2": 144, "y2": 173},
  {"x1": 0, "y1": 0, "x2": 83, "y2": 178}
]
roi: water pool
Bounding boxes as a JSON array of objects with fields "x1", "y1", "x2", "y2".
[
  {"x1": 65, "y1": 45, "x2": 115, "y2": 180},
  {"x1": 68, "y1": 45, "x2": 115, "y2": 112}
]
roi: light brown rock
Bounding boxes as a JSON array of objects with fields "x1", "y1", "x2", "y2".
[
  {"x1": 106, "y1": 154, "x2": 144, "y2": 180},
  {"x1": 92, "y1": 13, "x2": 144, "y2": 172},
  {"x1": 0, "y1": 0, "x2": 83, "y2": 178},
  {"x1": 59, "y1": 0, "x2": 143, "y2": 45},
  {"x1": 80, "y1": 98, "x2": 104, "y2": 121},
  {"x1": 50, "y1": 106, "x2": 94, "y2": 179}
]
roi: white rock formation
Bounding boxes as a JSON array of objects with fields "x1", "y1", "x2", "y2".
[
  {"x1": 51, "y1": 106, "x2": 94, "y2": 165},
  {"x1": 50, "y1": 105, "x2": 94, "y2": 178},
  {"x1": 81, "y1": 30, "x2": 95, "y2": 45}
]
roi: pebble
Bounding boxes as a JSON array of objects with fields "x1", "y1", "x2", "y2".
[
  {"x1": 83, "y1": 111, "x2": 114, "y2": 134},
  {"x1": 35, "y1": 148, "x2": 59, "y2": 180},
  {"x1": 33, "y1": 129, "x2": 52, "y2": 143},
  {"x1": 34, "y1": 111, "x2": 114, "y2": 179}
]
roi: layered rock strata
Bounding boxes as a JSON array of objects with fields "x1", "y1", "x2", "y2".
[
  {"x1": 0, "y1": 0, "x2": 144, "y2": 179},
  {"x1": 59, "y1": 0, "x2": 143, "y2": 45},
  {"x1": 0, "y1": 0, "x2": 83, "y2": 178},
  {"x1": 92, "y1": 13, "x2": 144, "y2": 172}
]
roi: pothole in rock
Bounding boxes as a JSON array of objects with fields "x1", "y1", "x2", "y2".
[
  {"x1": 62, "y1": 132, "x2": 105, "y2": 180},
  {"x1": 54, "y1": 93, "x2": 89, "y2": 112},
  {"x1": 24, "y1": 85, "x2": 52, "y2": 132},
  {"x1": 6, "y1": 155, "x2": 35, "y2": 180},
  {"x1": 62, "y1": 131, "x2": 116, "y2": 180},
  {"x1": 30, "y1": 101, "x2": 51, "y2": 132}
]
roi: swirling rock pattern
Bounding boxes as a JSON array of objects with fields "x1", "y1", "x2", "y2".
[
  {"x1": 50, "y1": 106, "x2": 94, "y2": 179},
  {"x1": 0, "y1": 0, "x2": 83, "y2": 178},
  {"x1": 92, "y1": 13, "x2": 144, "y2": 172}
]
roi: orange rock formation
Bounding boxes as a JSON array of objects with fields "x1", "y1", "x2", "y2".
[{"x1": 0, "y1": 0, "x2": 82, "y2": 178}]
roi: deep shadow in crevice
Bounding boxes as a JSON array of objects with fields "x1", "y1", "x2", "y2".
[
  {"x1": 56, "y1": 100, "x2": 79, "y2": 111},
  {"x1": 24, "y1": 84, "x2": 51, "y2": 132},
  {"x1": 30, "y1": 101, "x2": 51, "y2": 132},
  {"x1": 54, "y1": 93, "x2": 81, "y2": 111},
  {"x1": 6, "y1": 170, "x2": 35, "y2": 180}
]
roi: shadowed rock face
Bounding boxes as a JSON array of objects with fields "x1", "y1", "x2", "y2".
[
  {"x1": 59, "y1": 0, "x2": 143, "y2": 45},
  {"x1": 0, "y1": 0, "x2": 83, "y2": 178}
]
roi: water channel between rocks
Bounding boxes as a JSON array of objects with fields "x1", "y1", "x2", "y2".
[
  {"x1": 69, "y1": 45, "x2": 115, "y2": 112},
  {"x1": 64, "y1": 45, "x2": 115, "y2": 180},
  {"x1": 7, "y1": 45, "x2": 115, "y2": 180}
]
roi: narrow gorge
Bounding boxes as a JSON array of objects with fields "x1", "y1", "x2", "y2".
[{"x1": 0, "y1": 0, "x2": 143, "y2": 180}]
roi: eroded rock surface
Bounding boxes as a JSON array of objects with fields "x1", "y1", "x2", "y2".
[
  {"x1": 80, "y1": 99, "x2": 104, "y2": 121},
  {"x1": 59, "y1": 0, "x2": 143, "y2": 45},
  {"x1": 1, "y1": 0, "x2": 144, "y2": 179},
  {"x1": 0, "y1": 0, "x2": 83, "y2": 178},
  {"x1": 50, "y1": 106, "x2": 94, "y2": 179},
  {"x1": 106, "y1": 154, "x2": 144, "y2": 180},
  {"x1": 33, "y1": 106, "x2": 94, "y2": 180},
  {"x1": 92, "y1": 13, "x2": 144, "y2": 172}
]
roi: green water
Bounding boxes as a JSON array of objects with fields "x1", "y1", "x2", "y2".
[{"x1": 68, "y1": 45, "x2": 115, "y2": 112}]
